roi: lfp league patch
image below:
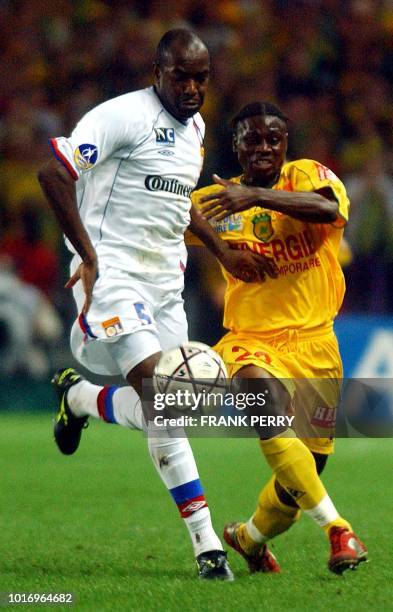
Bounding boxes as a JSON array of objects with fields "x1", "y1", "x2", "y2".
[{"x1": 74, "y1": 143, "x2": 98, "y2": 171}]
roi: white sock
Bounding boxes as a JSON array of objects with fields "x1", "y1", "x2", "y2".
[
  {"x1": 68, "y1": 381, "x2": 143, "y2": 430},
  {"x1": 245, "y1": 517, "x2": 269, "y2": 544},
  {"x1": 110, "y1": 386, "x2": 144, "y2": 430},
  {"x1": 67, "y1": 381, "x2": 99, "y2": 418},
  {"x1": 147, "y1": 421, "x2": 223, "y2": 556},
  {"x1": 184, "y1": 506, "x2": 223, "y2": 557},
  {"x1": 303, "y1": 494, "x2": 339, "y2": 526}
]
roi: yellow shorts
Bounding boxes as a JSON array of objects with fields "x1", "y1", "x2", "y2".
[{"x1": 214, "y1": 327, "x2": 342, "y2": 455}]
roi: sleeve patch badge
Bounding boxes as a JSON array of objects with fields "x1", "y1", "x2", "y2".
[{"x1": 74, "y1": 144, "x2": 98, "y2": 171}]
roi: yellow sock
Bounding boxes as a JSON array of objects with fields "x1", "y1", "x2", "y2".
[
  {"x1": 259, "y1": 435, "x2": 349, "y2": 534},
  {"x1": 254, "y1": 475, "x2": 301, "y2": 537},
  {"x1": 237, "y1": 477, "x2": 300, "y2": 554},
  {"x1": 260, "y1": 436, "x2": 326, "y2": 510},
  {"x1": 322, "y1": 517, "x2": 352, "y2": 536},
  {"x1": 237, "y1": 522, "x2": 262, "y2": 555}
]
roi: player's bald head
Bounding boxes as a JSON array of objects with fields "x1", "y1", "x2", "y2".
[
  {"x1": 155, "y1": 29, "x2": 209, "y2": 67},
  {"x1": 153, "y1": 29, "x2": 210, "y2": 121}
]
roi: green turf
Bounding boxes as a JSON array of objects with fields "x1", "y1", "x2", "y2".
[{"x1": 0, "y1": 414, "x2": 392, "y2": 611}]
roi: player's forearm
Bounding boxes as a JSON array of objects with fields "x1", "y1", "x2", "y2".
[
  {"x1": 38, "y1": 160, "x2": 97, "y2": 263},
  {"x1": 189, "y1": 204, "x2": 229, "y2": 261},
  {"x1": 253, "y1": 188, "x2": 338, "y2": 223}
]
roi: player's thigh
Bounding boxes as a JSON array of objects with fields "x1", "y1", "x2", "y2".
[
  {"x1": 105, "y1": 328, "x2": 162, "y2": 380},
  {"x1": 70, "y1": 318, "x2": 121, "y2": 376},
  {"x1": 233, "y1": 364, "x2": 292, "y2": 438},
  {"x1": 70, "y1": 316, "x2": 162, "y2": 380},
  {"x1": 302, "y1": 437, "x2": 335, "y2": 456},
  {"x1": 155, "y1": 289, "x2": 188, "y2": 351},
  {"x1": 72, "y1": 264, "x2": 157, "y2": 340},
  {"x1": 293, "y1": 377, "x2": 339, "y2": 445},
  {"x1": 285, "y1": 334, "x2": 341, "y2": 451},
  {"x1": 234, "y1": 363, "x2": 291, "y2": 406},
  {"x1": 71, "y1": 265, "x2": 163, "y2": 377},
  {"x1": 214, "y1": 332, "x2": 295, "y2": 396}
]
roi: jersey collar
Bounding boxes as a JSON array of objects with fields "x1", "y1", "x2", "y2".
[{"x1": 152, "y1": 86, "x2": 191, "y2": 126}]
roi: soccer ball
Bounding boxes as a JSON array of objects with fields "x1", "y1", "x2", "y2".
[{"x1": 153, "y1": 341, "x2": 228, "y2": 414}]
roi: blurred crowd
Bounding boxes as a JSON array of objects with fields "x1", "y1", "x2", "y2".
[{"x1": 1, "y1": 0, "x2": 393, "y2": 373}]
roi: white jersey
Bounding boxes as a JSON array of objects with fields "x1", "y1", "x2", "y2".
[{"x1": 50, "y1": 86, "x2": 205, "y2": 287}]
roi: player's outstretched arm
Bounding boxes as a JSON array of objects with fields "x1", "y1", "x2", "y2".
[
  {"x1": 200, "y1": 175, "x2": 338, "y2": 224},
  {"x1": 38, "y1": 158, "x2": 98, "y2": 313},
  {"x1": 189, "y1": 204, "x2": 278, "y2": 283}
]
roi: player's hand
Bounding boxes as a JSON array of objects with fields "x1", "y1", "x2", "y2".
[
  {"x1": 65, "y1": 257, "x2": 99, "y2": 314},
  {"x1": 220, "y1": 247, "x2": 278, "y2": 283},
  {"x1": 200, "y1": 175, "x2": 261, "y2": 220}
]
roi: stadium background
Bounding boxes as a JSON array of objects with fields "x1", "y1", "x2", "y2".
[
  {"x1": 0, "y1": 2, "x2": 392, "y2": 609},
  {"x1": 1, "y1": 0, "x2": 393, "y2": 383}
]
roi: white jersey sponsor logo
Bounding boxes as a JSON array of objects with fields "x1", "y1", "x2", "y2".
[{"x1": 144, "y1": 175, "x2": 193, "y2": 198}]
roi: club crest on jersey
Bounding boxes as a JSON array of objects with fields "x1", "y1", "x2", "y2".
[
  {"x1": 154, "y1": 127, "x2": 175, "y2": 145},
  {"x1": 74, "y1": 144, "x2": 98, "y2": 171},
  {"x1": 252, "y1": 213, "x2": 274, "y2": 242},
  {"x1": 101, "y1": 316, "x2": 123, "y2": 338}
]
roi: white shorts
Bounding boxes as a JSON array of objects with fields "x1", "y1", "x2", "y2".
[{"x1": 69, "y1": 260, "x2": 188, "y2": 378}]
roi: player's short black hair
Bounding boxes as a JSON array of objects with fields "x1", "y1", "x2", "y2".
[
  {"x1": 155, "y1": 28, "x2": 205, "y2": 66},
  {"x1": 231, "y1": 102, "x2": 289, "y2": 132}
]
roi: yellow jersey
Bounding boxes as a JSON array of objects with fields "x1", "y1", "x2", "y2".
[{"x1": 190, "y1": 159, "x2": 350, "y2": 334}]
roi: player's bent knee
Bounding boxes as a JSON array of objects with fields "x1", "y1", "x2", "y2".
[
  {"x1": 313, "y1": 452, "x2": 328, "y2": 475},
  {"x1": 126, "y1": 351, "x2": 162, "y2": 412},
  {"x1": 233, "y1": 365, "x2": 291, "y2": 406},
  {"x1": 233, "y1": 365, "x2": 292, "y2": 438}
]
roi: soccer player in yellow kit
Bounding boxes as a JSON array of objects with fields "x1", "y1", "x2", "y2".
[{"x1": 191, "y1": 102, "x2": 368, "y2": 575}]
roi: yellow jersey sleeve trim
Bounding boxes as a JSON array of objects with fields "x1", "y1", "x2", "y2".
[{"x1": 288, "y1": 161, "x2": 349, "y2": 226}]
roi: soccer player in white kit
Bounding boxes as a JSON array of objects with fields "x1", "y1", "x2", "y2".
[{"x1": 38, "y1": 29, "x2": 271, "y2": 581}]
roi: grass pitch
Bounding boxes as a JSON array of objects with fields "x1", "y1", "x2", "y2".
[{"x1": 0, "y1": 413, "x2": 392, "y2": 611}]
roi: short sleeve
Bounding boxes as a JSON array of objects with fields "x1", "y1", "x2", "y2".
[
  {"x1": 49, "y1": 97, "x2": 138, "y2": 180},
  {"x1": 288, "y1": 160, "x2": 350, "y2": 227}
]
